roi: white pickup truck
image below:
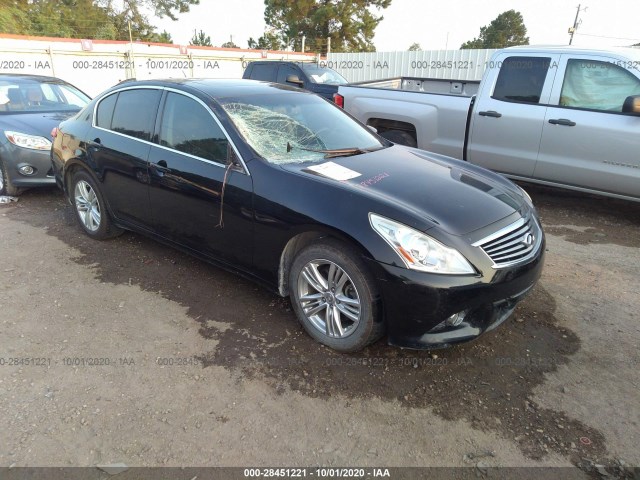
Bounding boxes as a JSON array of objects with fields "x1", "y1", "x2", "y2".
[{"x1": 335, "y1": 46, "x2": 640, "y2": 202}]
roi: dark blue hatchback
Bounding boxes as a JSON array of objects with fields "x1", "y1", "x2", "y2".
[{"x1": 0, "y1": 74, "x2": 90, "y2": 196}]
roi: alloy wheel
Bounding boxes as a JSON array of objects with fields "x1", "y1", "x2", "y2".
[
  {"x1": 74, "y1": 180, "x2": 101, "y2": 232},
  {"x1": 296, "y1": 259, "x2": 361, "y2": 338}
]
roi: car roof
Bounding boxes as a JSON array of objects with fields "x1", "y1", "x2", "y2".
[
  {"x1": 106, "y1": 78, "x2": 309, "y2": 98},
  {"x1": 0, "y1": 73, "x2": 70, "y2": 83}
]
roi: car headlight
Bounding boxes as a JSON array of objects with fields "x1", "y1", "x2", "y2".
[
  {"x1": 369, "y1": 213, "x2": 475, "y2": 275},
  {"x1": 4, "y1": 131, "x2": 52, "y2": 151}
]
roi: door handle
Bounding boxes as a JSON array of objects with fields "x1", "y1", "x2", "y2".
[
  {"x1": 153, "y1": 160, "x2": 170, "y2": 176},
  {"x1": 478, "y1": 110, "x2": 502, "y2": 118},
  {"x1": 548, "y1": 118, "x2": 576, "y2": 126}
]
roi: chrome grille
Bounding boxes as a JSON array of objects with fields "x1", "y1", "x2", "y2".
[{"x1": 473, "y1": 217, "x2": 541, "y2": 268}]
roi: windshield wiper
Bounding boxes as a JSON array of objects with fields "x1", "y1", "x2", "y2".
[{"x1": 286, "y1": 142, "x2": 382, "y2": 159}]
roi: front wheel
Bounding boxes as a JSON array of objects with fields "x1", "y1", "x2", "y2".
[
  {"x1": 289, "y1": 240, "x2": 384, "y2": 352},
  {"x1": 0, "y1": 157, "x2": 23, "y2": 196},
  {"x1": 70, "y1": 170, "x2": 122, "y2": 240}
]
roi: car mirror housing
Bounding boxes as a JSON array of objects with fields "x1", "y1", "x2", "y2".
[
  {"x1": 622, "y1": 95, "x2": 640, "y2": 115},
  {"x1": 286, "y1": 75, "x2": 304, "y2": 86}
]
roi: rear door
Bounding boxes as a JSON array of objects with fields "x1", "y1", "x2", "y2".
[
  {"x1": 91, "y1": 87, "x2": 161, "y2": 228},
  {"x1": 468, "y1": 53, "x2": 559, "y2": 176},
  {"x1": 147, "y1": 90, "x2": 254, "y2": 267},
  {"x1": 535, "y1": 55, "x2": 640, "y2": 197}
]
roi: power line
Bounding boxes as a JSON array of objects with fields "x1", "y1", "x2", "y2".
[{"x1": 574, "y1": 32, "x2": 640, "y2": 41}]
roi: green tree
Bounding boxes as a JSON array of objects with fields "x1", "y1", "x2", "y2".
[
  {"x1": 262, "y1": 0, "x2": 392, "y2": 53},
  {"x1": 408, "y1": 42, "x2": 421, "y2": 51},
  {"x1": 460, "y1": 10, "x2": 529, "y2": 49},
  {"x1": 150, "y1": 30, "x2": 173, "y2": 43},
  {"x1": 248, "y1": 31, "x2": 286, "y2": 50},
  {"x1": 221, "y1": 40, "x2": 239, "y2": 48},
  {"x1": 190, "y1": 29, "x2": 212, "y2": 46},
  {"x1": 0, "y1": 0, "x2": 197, "y2": 42}
]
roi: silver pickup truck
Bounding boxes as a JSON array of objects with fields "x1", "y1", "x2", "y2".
[{"x1": 335, "y1": 46, "x2": 640, "y2": 202}]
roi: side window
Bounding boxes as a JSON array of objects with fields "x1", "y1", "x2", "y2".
[
  {"x1": 493, "y1": 56, "x2": 551, "y2": 104},
  {"x1": 249, "y1": 63, "x2": 277, "y2": 81},
  {"x1": 277, "y1": 65, "x2": 300, "y2": 84},
  {"x1": 96, "y1": 92, "x2": 118, "y2": 128},
  {"x1": 158, "y1": 92, "x2": 229, "y2": 164},
  {"x1": 110, "y1": 89, "x2": 161, "y2": 141},
  {"x1": 559, "y1": 59, "x2": 640, "y2": 112}
]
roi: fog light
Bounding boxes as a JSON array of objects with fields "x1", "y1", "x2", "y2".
[
  {"x1": 445, "y1": 310, "x2": 468, "y2": 327},
  {"x1": 19, "y1": 165, "x2": 35, "y2": 175}
]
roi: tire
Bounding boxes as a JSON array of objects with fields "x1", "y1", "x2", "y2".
[
  {"x1": 289, "y1": 239, "x2": 384, "y2": 352},
  {"x1": 69, "y1": 169, "x2": 123, "y2": 240},
  {"x1": 380, "y1": 129, "x2": 417, "y2": 148},
  {"x1": 0, "y1": 157, "x2": 23, "y2": 196}
]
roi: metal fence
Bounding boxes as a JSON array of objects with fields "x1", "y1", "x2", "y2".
[
  {"x1": 325, "y1": 49, "x2": 497, "y2": 83},
  {"x1": 0, "y1": 35, "x2": 316, "y2": 97}
]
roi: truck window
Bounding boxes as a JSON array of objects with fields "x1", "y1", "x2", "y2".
[
  {"x1": 492, "y1": 56, "x2": 551, "y2": 104},
  {"x1": 249, "y1": 63, "x2": 277, "y2": 82},
  {"x1": 277, "y1": 64, "x2": 301, "y2": 84},
  {"x1": 559, "y1": 59, "x2": 640, "y2": 112}
]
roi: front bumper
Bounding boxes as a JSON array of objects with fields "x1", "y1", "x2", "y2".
[
  {"x1": 1, "y1": 146, "x2": 55, "y2": 188},
  {"x1": 369, "y1": 237, "x2": 545, "y2": 349}
]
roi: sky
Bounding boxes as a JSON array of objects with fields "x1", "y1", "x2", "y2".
[{"x1": 152, "y1": 0, "x2": 640, "y2": 51}]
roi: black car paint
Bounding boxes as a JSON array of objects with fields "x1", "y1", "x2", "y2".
[{"x1": 52, "y1": 79, "x2": 544, "y2": 349}]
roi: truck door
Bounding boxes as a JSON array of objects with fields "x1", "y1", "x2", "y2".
[
  {"x1": 467, "y1": 53, "x2": 559, "y2": 176},
  {"x1": 535, "y1": 54, "x2": 640, "y2": 197}
]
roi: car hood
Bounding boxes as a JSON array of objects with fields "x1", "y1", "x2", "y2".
[
  {"x1": 0, "y1": 111, "x2": 78, "y2": 138},
  {"x1": 281, "y1": 145, "x2": 526, "y2": 236}
]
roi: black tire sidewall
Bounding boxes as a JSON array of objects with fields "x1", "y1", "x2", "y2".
[
  {"x1": 289, "y1": 241, "x2": 382, "y2": 352},
  {"x1": 0, "y1": 157, "x2": 21, "y2": 196}
]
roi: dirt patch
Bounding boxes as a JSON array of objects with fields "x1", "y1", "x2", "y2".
[
  {"x1": 3, "y1": 187, "x2": 611, "y2": 467},
  {"x1": 522, "y1": 183, "x2": 640, "y2": 248}
]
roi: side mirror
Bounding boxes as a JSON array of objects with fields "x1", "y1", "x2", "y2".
[
  {"x1": 286, "y1": 74, "x2": 304, "y2": 86},
  {"x1": 622, "y1": 95, "x2": 640, "y2": 115}
]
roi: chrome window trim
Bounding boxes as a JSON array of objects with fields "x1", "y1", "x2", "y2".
[{"x1": 91, "y1": 85, "x2": 250, "y2": 175}]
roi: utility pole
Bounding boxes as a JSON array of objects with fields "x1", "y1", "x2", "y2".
[
  {"x1": 327, "y1": 37, "x2": 331, "y2": 55},
  {"x1": 568, "y1": 4, "x2": 587, "y2": 45},
  {"x1": 301, "y1": 35, "x2": 306, "y2": 53}
]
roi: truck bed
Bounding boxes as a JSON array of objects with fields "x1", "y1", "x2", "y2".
[{"x1": 351, "y1": 77, "x2": 480, "y2": 96}]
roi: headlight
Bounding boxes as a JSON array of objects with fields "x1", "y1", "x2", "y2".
[
  {"x1": 4, "y1": 131, "x2": 52, "y2": 151},
  {"x1": 369, "y1": 213, "x2": 475, "y2": 275}
]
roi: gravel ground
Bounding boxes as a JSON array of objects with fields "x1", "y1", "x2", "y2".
[{"x1": 0, "y1": 184, "x2": 638, "y2": 477}]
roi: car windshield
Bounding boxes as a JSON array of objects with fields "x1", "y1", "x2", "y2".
[
  {"x1": 219, "y1": 92, "x2": 384, "y2": 165},
  {"x1": 0, "y1": 78, "x2": 90, "y2": 114},
  {"x1": 301, "y1": 65, "x2": 348, "y2": 85}
]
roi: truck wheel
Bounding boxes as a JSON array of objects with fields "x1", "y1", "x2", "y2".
[
  {"x1": 380, "y1": 130, "x2": 417, "y2": 148},
  {"x1": 289, "y1": 239, "x2": 384, "y2": 352}
]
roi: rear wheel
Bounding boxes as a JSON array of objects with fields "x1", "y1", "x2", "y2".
[
  {"x1": 70, "y1": 170, "x2": 122, "y2": 239},
  {"x1": 289, "y1": 240, "x2": 384, "y2": 352},
  {"x1": 0, "y1": 157, "x2": 23, "y2": 196}
]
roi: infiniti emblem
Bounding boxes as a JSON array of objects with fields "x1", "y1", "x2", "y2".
[{"x1": 522, "y1": 233, "x2": 535, "y2": 247}]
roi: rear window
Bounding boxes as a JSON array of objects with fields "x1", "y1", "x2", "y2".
[
  {"x1": 110, "y1": 89, "x2": 161, "y2": 141},
  {"x1": 247, "y1": 63, "x2": 277, "y2": 82},
  {"x1": 492, "y1": 56, "x2": 551, "y2": 104}
]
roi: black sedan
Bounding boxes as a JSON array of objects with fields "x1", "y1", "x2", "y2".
[
  {"x1": 51, "y1": 79, "x2": 544, "y2": 352},
  {"x1": 0, "y1": 74, "x2": 90, "y2": 196}
]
